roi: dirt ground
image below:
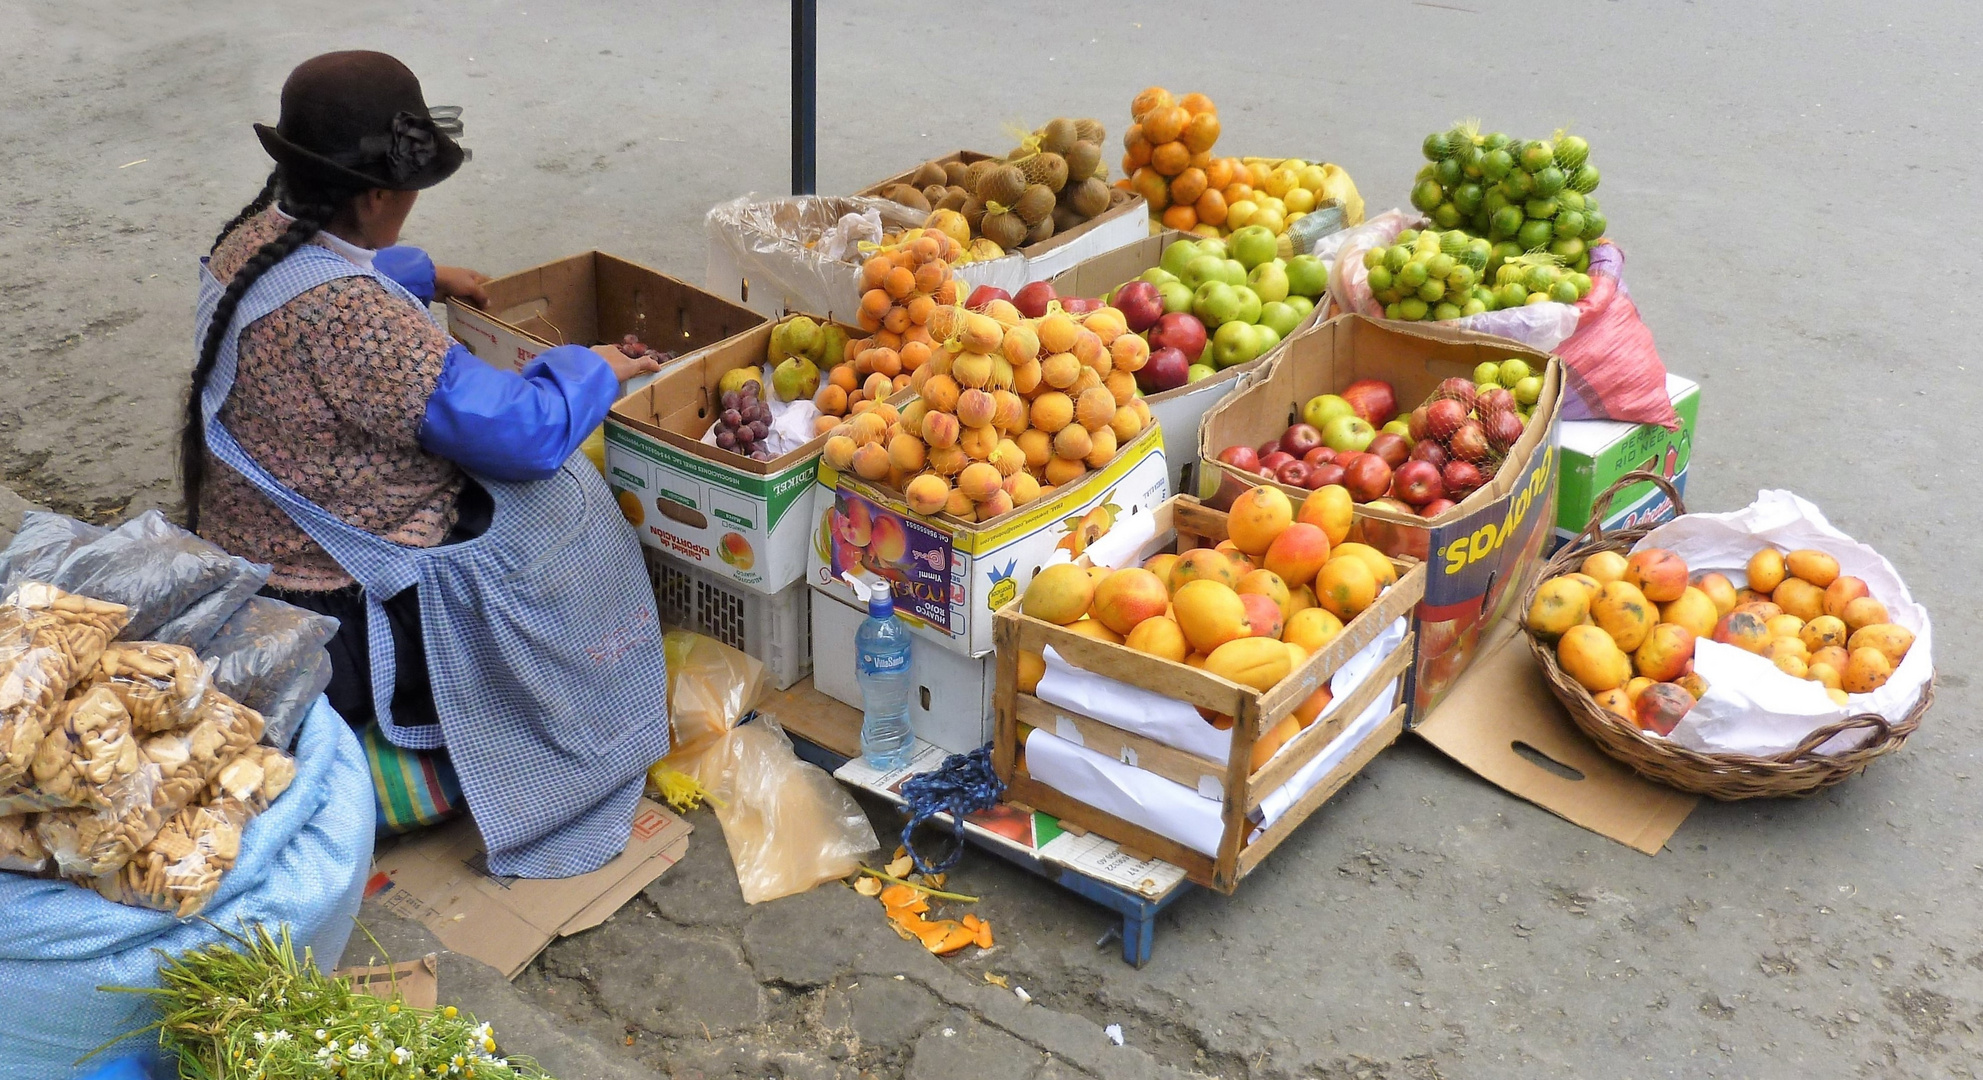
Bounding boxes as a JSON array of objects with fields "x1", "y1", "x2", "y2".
[{"x1": 10, "y1": 0, "x2": 1983, "y2": 1077}]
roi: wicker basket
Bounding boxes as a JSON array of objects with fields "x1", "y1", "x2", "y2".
[{"x1": 1523, "y1": 470, "x2": 1928, "y2": 800}]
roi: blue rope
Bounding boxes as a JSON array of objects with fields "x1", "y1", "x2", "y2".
[{"x1": 898, "y1": 745, "x2": 1004, "y2": 875}]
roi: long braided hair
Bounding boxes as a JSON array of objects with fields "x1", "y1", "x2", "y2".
[{"x1": 182, "y1": 167, "x2": 359, "y2": 529}]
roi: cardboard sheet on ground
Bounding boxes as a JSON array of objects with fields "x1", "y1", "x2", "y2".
[
  {"x1": 1414, "y1": 617, "x2": 1696, "y2": 855},
  {"x1": 335, "y1": 954, "x2": 439, "y2": 1011},
  {"x1": 367, "y1": 801, "x2": 692, "y2": 979}
]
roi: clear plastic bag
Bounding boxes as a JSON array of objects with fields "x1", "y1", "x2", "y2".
[
  {"x1": 0, "y1": 513, "x2": 106, "y2": 592},
  {"x1": 85, "y1": 641, "x2": 213, "y2": 733},
  {"x1": 688, "y1": 715, "x2": 878, "y2": 904},
  {"x1": 91, "y1": 796, "x2": 251, "y2": 917},
  {"x1": 0, "y1": 811, "x2": 48, "y2": 873},
  {"x1": 199, "y1": 596, "x2": 339, "y2": 746},
  {"x1": 151, "y1": 555, "x2": 271, "y2": 652},
  {"x1": 206, "y1": 744, "x2": 297, "y2": 813},
  {"x1": 0, "y1": 685, "x2": 144, "y2": 815},
  {"x1": 53, "y1": 509, "x2": 241, "y2": 640},
  {"x1": 0, "y1": 583, "x2": 129, "y2": 790},
  {"x1": 659, "y1": 629, "x2": 766, "y2": 763},
  {"x1": 705, "y1": 194, "x2": 928, "y2": 323},
  {"x1": 35, "y1": 762, "x2": 165, "y2": 877}
]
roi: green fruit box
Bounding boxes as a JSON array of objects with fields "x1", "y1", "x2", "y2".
[
  {"x1": 605, "y1": 316, "x2": 858, "y2": 595},
  {"x1": 1553, "y1": 374, "x2": 1700, "y2": 550},
  {"x1": 1196, "y1": 314, "x2": 1563, "y2": 717},
  {"x1": 809, "y1": 424, "x2": 1171, "y2": 659},
  {"x1": 447, "y1": 250, "x2": 763, "y2": 373}
]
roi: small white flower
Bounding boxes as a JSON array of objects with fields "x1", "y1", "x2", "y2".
[
  {"x1": 349, "y1": 1042, "x2": 372, "y2": 1060},
  {"x1": 315, "y1": 1029, "x2": 329, "y2": 1042},
  {"x1": 393, "y1": 1046, "x2": 413, "y2": 1064}
]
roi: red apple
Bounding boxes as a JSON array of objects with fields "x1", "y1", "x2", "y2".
[
  {"x1": 1149, "y1": 312, "x2": 1208, "y2": 363},
  {"x1": 1257, "y1": 439, "x2": 1283, "y2": 460},
  {"x1": 1434, "y1": 377, "x2": 1478, "y2": 412},
  {"x1": 1280, "y1": 423, "x2": 1323, "y2": 458},
  {"x1": 1137, "y1": 345, "x2": 1191, "y2": 394},
  {"x1": 1217, "y1": 445, "x2": 1260, "y2": 473},
  {"x1": 1442, "y1": 459, "x2": 1484, "y2": 498},
  {"x1": 1358, "y1": 498, "x2": 1432, "y2": 562},
  {"x1": 1331, "y1": 450, "x2": 1365, "y2": 474},
  {"x1": 965, "y1": 285, "x2": 1011, "y2": 311},
  {"x1": 1261, "y1": 451, "x2": 1295, "y2": 471},
  {"x1": 1407, "y1": 405, "x2": 1432, "y2": 443},
  {"x1": 1391, "y1": 460, "x2": 1444, "y2": 507},
  {"x1": 1366, "y1": 432, "x2": 1410, "y2": 469},
  {"x1": 1342, "y1": 454, "x2": 1393, "y2": 503},
  {"x1": 1060, "y1": 296, "x2": 1103, "y2": 315},
  {"x1": 1306, "y1": 462, "x2": 1345, "y2": 488},
  {"x1": 1483, "y1": 409, "x2": 1524, "y2": 454},
  {"x1": 1419, "y1": 497, "x2": 1457, "y2": 518},
  {"x1": 1014, "y1": 281, "x2": 1059, "y2": 319},
  {"x1": 1275, "y1": 460, "x2": 1311, "y2": 487},
  {"x1": 1424, "y1": 398, "x2": 1469, "y2": 441},
  {"x1": 1447, "y1": 419, "x2": 1492, "y2": 463},
  {"x1": 1476, "y1": 386, "x2": 1515, "y2": 415},
  {"x1": 1409, "y1": 440, "x2": 1447, "y2": 468},
  {"x1": 1341, "y1": 378, "x2": 1398, "y2": 427},
  {"x1": 1113, "y1": 281, "x2": 1166, "y2": 333},
  {"x1": 1301, "y1": 445, "x2": 1336, "y2": 467},
  {"x1": 1257, "y1": 467, "x2": 1278, "y2": 480}
]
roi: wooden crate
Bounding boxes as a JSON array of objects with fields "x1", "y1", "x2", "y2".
[{"x1": 992, "y1": 496, "x2": 1425, "y2": 893}]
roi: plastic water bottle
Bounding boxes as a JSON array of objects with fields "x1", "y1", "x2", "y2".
[{"x1": 847, "y1": 574, "x2": 915, "y2": 769}]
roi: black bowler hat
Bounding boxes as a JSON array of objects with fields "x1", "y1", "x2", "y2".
[{"x1": 254, "y1": 51, "x2": 467, "y2": 191}]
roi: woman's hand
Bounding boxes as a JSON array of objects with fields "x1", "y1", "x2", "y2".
[
  {"x1": 592, "y1": 344, "x2": 664, "y2": 382},
  {"x1": 434, "y1": 265, "x2": 491, "y2": 308}
]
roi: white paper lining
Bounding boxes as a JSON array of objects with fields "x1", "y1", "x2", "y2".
[
  {"x1": 1634, "y1": 490, "x2": 1933, "y2": 757},
  {"x1": 1025, "y1": 617, "x2": 1407, "y2": 857}
]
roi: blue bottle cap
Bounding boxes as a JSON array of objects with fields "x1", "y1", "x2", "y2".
[{"x1": 869, "y1": 588, "x2": 894, "y2": 619}]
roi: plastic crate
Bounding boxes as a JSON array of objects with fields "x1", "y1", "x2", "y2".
[{"x1": 643, "y1": 547, "x2": 811, "y2": 689}]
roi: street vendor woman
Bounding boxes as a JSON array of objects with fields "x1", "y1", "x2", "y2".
[{"x1": 186, "y1": 50, "x2": 671, "y2": 877}]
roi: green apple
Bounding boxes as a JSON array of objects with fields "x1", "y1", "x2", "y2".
[
  {"x1": 1473, "y1": 361, "x2": 1501, "y2": 386},
  {"x1": 1194, "y1": 237, "x2": 1229, "y2": 261},
  {"x1": 1192, "y1": 281, "x2": 1244, "y2": 327},
  {"x1": 1216, "y1": 259, "x2": 1248, "y2": 287},
  {"x1": 1158, "y1": 280, "x2": 1195, "y2": 314},
  {"x1": 1253, "y1": 323, "x2": 1281, "y2": 353},
  {"x1": 1283, "y1": 294, "x2": 1315, "y2": 320},
  {"x1": 1232, "y1": 285, "x2": 1263, "y2": 327},
  {"x1": 1321, "y1": 414, "x2": 1376, "y2": 453},
  {"x1": 1301, "y1": 393, "x2": 1356, "y2": 430},
  {"x1": 1497, "y1": 358, "x2": 1533, "y2": 388},
  {"x1": 1182, "y1": 254, "x2": 1226, "y2": 292},
  {"x1": 1512, "y1": 375, "x2": 1543, "y2": 406},
  {"x1": 1212, "y1": 320, "x2": 1263, "y2": 368},
  {"x1": 1248, "y1": 260, "x2": 1291, "y2": 304},
  {"x1": 1382, "y1": 419, "x2": 1414, "y2": 442},
  {"x1": 1286, "y1": 254, "x2": 1330, "y2": 298},
  {"x1": 1161, "y1": 239, "x2": 1202, "y2": 278},
  {"x1": 1187, "y1": 363, "x2": 1217, "y2": 383},
  {"x1": 1229, "y1": 225, "x2": 1278, "y2": 270},
  {"x1": 1140, "y1": 266, "x2": 1181, "y2": 288},
  {"x1": 1258, "y1": 300, "x2": 1302, "y2": 339}
]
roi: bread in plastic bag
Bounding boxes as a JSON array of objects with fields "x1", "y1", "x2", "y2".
[
  {"x1": 0, "y1": 583, "x2": 129, "y2": 789},
  {"x1": 659, "y1": 628, "x2": 766, "y2": 763},
  {"x1": 206, "y1": 744, "x2": 297, "y2": 813},
  {"x1": 151, "y1": 554, "x2": 271, "y2": 652},
  {"x1": 34, "y1": 761, "x2": 165, "y2": 877},
  {"x1": 688, "y1": 715, "x2": 878, "y2": 904},
  {"x1": 52, "y1": 509, "x2": 241, "y2": 640},
  {"x1": 0, "y1": 811, "x2": 48, "y2": 873},
  {"x1": 199, "y1": 596, "x2": 339, "y2": 745},
  {"x1": 0, "y1": 512, "x2": 106, "y2": 592},
  {"x1": 0, "y1": 685, "x2": 144, "y2": 815},
  {"x1": 85, "y1": 641, "x2": 213, "y2": 733},
  {"x1": 91, "y1": 796, "x2": 251, "y2": 917}
]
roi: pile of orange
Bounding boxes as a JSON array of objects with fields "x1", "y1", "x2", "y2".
[{"x1": 1120, "y1": 87, "x2": 1242, "y2": 238}]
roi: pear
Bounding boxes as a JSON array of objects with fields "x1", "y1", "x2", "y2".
[
  {"x1": 810, "y1": 323, "x2": 849, "y2": 366},
  {"x1": 770, "y1": 315, "x2": 819, "y2": 364},
  {"x1": 717, "y1": 366, "x2": 762, "y2": 397},
  {"x1": 773, "y1": 356, "x2": 819, "y2": 404}
]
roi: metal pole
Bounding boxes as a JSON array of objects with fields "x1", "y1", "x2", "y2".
[{"x1": 791, "y1": 0, "x2": 817, "y2": 195}]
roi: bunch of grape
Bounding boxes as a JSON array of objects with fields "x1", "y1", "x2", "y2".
[
  {"x1": 715, "y1": 382, "x2": 775, "y2": 461},
  {"x1": 617, "y1": 334, "x2": 674, "y2": 364},
  {"x1": 1410, "y1": 124, "x2": 1605, "y2": 282}
]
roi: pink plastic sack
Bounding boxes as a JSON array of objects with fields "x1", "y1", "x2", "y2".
[{"x1": 1329, "y1": 217, "x2": 1675, "y2": 428}]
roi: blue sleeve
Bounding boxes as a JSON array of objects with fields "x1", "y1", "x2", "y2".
[
  {"x1": 374, "y1": 245, "x2": 437, "y2": 305},
  {"x1": 419, "y1": 343, "x2": 619, "y2": 480}
]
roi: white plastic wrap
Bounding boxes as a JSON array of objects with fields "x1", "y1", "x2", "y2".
[
  {"x1": 705, "y1": 195, "x2": 927, "y2": 323},
  {"x1": 1636, "y1": 491, "x2": 1933, "y2": 757}
]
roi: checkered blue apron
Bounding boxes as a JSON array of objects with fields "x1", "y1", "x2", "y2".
[{"x1": 194, "y1": 244, "x2": 670, "y2": 877}]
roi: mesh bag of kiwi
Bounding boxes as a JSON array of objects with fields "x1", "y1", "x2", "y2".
[{"x1": 878, "y1": 117, "x2": 1124, "y2": 252}]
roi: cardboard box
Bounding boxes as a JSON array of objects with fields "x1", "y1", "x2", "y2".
[
  {"x1": 809, "y1": 425, "x2": 1171, "y2": 659},
  {"x1": 365, "y1": 801, "x2": 692, "y2": 979},
  {"x1": 1197, "y1": 315, "x2": 1564, "y2": 716},
  {"x1": 1047, "y1": 230, "x2": 1316, "y2": 496},
  {"x1": 448, "y1": 251, "x2": 764, "y2": 372},
  {"x1": 1553, "y1": 374, "x2": 1700, "y2": 549},
  {"x1": 606, "y1": 317, "x2": 854, "y2": 594},
  {"x1": 812, "y1": 586, "x2": 997, "y2": 754},
  {"x1": 993, "y1": 496, "x2": 1422, "y2": 893},
  {"x1": 336, "y1": 955, "x2": 439, "y2": 1010},
  {"x1": 1414, "y1": 615, "x2": 1697, "y2": 855}
]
